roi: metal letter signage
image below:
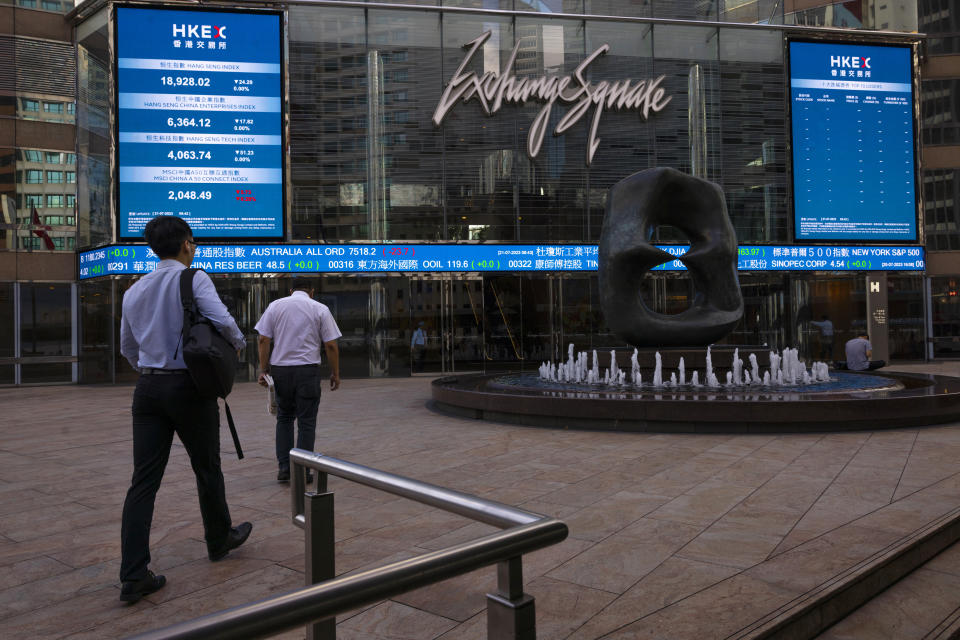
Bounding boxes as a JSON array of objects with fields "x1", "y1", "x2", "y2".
[{"x1": 433, "y1": 31, "x2": 672, "y2": 166}]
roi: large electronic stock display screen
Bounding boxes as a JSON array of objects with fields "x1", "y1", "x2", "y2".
[
  {"x1": 789, "y1": 41, "x2": 917, "y2": 241},
  {"x1": 115, "y1": 6, "x2": 284, "y2": 240}
]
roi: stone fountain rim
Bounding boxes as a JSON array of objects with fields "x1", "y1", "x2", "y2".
[{"x1": 429, "y1": 371, "x2": 960, "y2": 433}]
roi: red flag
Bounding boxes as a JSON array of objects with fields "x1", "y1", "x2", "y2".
[{"x1": 31, "y1": 207, "x2": 55, "y2": 250}]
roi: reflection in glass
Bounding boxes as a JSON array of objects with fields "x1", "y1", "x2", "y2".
[
  {"x1": 20, "y1": 283, "x2": 71, "y2": 357},
  {"x1": 924, "y1": 169, "x2": 960, "y2": 251},
  {"x1": 887, "y1": 275, "x2": 924, "y2": 360},
  {"x1": 584, "y1": 20, "x2": 654, "y2": 243},
  {"x1": 289, "y1": 6, "x2": 367, "y2": 241},
  {"x1": 485, "y1": 275, "x2": 523, "y2": 369},
  {"x1": 514, "y1": 17, "x2": 587, "y2": 243},
  {"x1": 0, "y1": 282, "x2": 14, "y2": 357},
  {"x1": 442, "y1": 14, "x2": 518, "y2": 242},
  {"x1": 80, "y1": 280, "x2": 113, "y2": 383},
  {"x1": 21, "y1": 362, "x2": 72, "y2": 384},
  {"x1": 718, "y1": 29, "x2": 787, "y2": 243},
  {"x1": 77, "y1": 10, "x2": 113, "y2": 250},
  {"x1": 584, "y1": 0, "x2": 650, "y2": 18},
  {"x1": 931, "y1": 276, "x2": 960, "y2": 358},
  {"x1": 369, "y1": 10, "x2": 444, "y2": 241}
]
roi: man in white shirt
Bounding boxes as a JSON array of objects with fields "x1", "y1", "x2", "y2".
[
  {"x1": 118, "y1": 216, "x2": 252, "y2": 603},
  {"x1": 411, "y1": 321, "x2": 426, "y2": 372},
  {"x1": 256, "y1": 280, "x2": 341, "y2": 483}
]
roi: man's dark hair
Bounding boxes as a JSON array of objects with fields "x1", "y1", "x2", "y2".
[
  {"x1": 290, "y1": 276, "x2": 313, "y2": 293},
  {"x1": 144, "y1": 215, "x2": 192, "y2": 258}
]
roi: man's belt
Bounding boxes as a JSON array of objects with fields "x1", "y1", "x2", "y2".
[{"x1": 139, "y1": 368, "x2": 190, "y2": 375}]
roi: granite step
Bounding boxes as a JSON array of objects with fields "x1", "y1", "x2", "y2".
[
  {"x1": 814, "y1": 540, "x2": 960, "y2": 640},
  {"x1": 591, "y1": 473, "x2": 960, "y2": 639},
  {"x1": 732, "y1": 477, "x2": 960, "y2": 640}
]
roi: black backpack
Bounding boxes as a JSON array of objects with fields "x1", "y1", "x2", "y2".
[{"x1": 178, "y1": 268, "x2": 244, "y2": 459}]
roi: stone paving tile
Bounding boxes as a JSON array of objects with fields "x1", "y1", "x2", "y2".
[
  {"x1": 337, "y1": 601, "x2": 457, "y2": 639},
  {"x1": 0, "y1": 555, "x2": 73, "y2": 591},
  {"x1": 558, "y1": 491, "x2": 669, "y2": 543},
  {"x1": 546, "y1": 532, "x2": 686, "y2": 593},
  {"x1": 597, "y1": 573, "x2": 800, "y2": 640},
  {"x1": 675, "y1": 520, "x2": 785, "y2": 569},
  {"x1": 647, "y1": 480, "x2": 756, "y2": 528},
  {"x1": 565, "y1": 556, "x2": 741, "y2": 640},
  {"x1": 772, "y1": 495, "x2": 891, "y2": 555},
  {"x1": 2, "y1": 372, "x2": 960, "y2": 639}
]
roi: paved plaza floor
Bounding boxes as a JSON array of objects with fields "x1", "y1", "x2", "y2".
[{"x1": 2, "y1": 363, "x2": 960, "y2": 639}]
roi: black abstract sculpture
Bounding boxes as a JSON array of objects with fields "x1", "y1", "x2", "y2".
[{"x1": 599, "y1": 167, "x2": 744, "y2": 347}]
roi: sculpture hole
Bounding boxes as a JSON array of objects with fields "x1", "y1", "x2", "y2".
[
  {"x1": 649, "y1": 224, "x2": 689, "y2": 244},
  {"x1": 639, "y1": 274, "x2": 694, "y2": 315}
]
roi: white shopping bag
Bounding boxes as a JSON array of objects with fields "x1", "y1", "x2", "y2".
[{"x1": 262, "y1": 373, "x2": 277, "y2": 415}]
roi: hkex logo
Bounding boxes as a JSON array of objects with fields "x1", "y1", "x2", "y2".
[
  {"x1": 172, "y1": 24, "x2": 227, "y2": 39},
  {"x1": 830, "y1": 55, "x2": 870, "y2": 69}
]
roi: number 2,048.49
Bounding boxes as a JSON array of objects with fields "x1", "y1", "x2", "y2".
[{"x1": 167, "y1": 190, "x2": 213, "y2": 200}]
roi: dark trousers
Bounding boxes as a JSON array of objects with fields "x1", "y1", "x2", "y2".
[
  {"x1": 272, "y1": 364, "x2": 322, "y2": 470},
  {"x1": 412, "y1": 345, "x2": 425, "y2": 372},
  {"x1": 120, "y1": 373, "x2": 232, "y2": 582}
]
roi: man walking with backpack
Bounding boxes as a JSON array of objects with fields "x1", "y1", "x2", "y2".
[
  {"x1": 118, "y1": 215, "x2": 252, "y2": 603},
  {"x1": 256, "y1": 278, "x2": 341, "y2": 483}
]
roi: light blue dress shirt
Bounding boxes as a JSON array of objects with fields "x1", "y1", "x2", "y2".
[{"x1": 120, "y1": 259, "x2": 246, "y2": 371}]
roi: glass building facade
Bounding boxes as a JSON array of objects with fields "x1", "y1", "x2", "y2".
[
  {"x1": 69, "y1": 0, "x2": 930, "y2": 383},
  {"x1": 0, "y1": 0, "x2": 79, "y2": 385}
]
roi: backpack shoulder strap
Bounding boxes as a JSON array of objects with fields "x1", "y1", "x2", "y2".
[
  {"x1": 175, "y1": 268, "x2": 199, "y2": 359},
  {"x1": 179, "y1": 267, "x2": 199, "y2": 310}
]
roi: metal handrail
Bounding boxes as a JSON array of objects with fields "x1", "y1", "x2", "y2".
[
  {"x1": 129, "y1": 449, "x2": 568, "y2": 640},
  {"x1": 288, "y1": 450, "x2": 541, "y2": 530}
]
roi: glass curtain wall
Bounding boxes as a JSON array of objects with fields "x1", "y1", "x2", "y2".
[
  {"x1": 74, "y1": 3, "x2": 923, "y2": 380},
  {"x1": 0, "y1": 282, "x2": 14, "y2": 384},
  {"x1": 281, "y1": 9, "x2": 789, "y2": 245},
  {"x1": 76, "y1": 7, "x2": 113, "y2": 250},
  {"x1": 79, "y1": 279, "x2": 112, "y2": 383},
  {"x1": 442, "y1": 12, "x2": 518, "y2": 242},
  {"x1": 718, "y1": 29, "x2": 787, "y2": 243},
  {"x1": 0, "y1": 282, "x2": 76, "y2": 385},
  {"x1": 931, "y1": 276, "x2": 960, "y2": 357}
]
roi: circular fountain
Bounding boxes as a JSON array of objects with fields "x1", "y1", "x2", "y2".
[
  {"x1": 431, "y1": 347, "x2": 960, "y2": 432},
  {"x1": 431, "y1": 169, "x2": 960, "y2": 433}
]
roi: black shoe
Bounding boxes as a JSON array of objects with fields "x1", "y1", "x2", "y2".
[
  {"x1": 208, "y1": 522, "x2": 253, "y2": 562},
  {"x1": 277, "y1": 467, "x2": 290, "y2": 483},
  {"x1": 119, "y1": 570, "x2": 166, "y2": 604}
]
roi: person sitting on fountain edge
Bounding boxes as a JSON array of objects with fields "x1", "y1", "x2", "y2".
[{"x1": 842, "y1": 332, "x2": 886, "y2": 371}]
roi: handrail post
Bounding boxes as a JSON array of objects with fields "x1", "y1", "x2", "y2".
[
  {"x1": 305, "y1": 481, "x2": 335, "y2": 640},
  {"x1": 485, "y1": 556, "x2": 535, "y2": 640}
]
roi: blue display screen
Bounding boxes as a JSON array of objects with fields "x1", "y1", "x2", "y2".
[
  {"x1": 789, "y1": 41, "x2": 917, "y2": 241},
  {"x1": 115, "y1": 7, "x2": 284, "y2": 240},
  {"x1": 77, "y1": 244, "x2": 925, "y2": 279}
]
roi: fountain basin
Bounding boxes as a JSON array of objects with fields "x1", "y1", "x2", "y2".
[{"x1": 430, "y1": 371, "x2": 960, "y2": 433}]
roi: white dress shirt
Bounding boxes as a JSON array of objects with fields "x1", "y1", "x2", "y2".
[
  {"x1": 120, "y1": 260, "x2": 245, "y2": 370},
  {"x1": 255, "y1": 291, "x2": 341, "y2": 366}
]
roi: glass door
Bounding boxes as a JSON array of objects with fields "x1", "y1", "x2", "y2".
[
  {"x1": 408, "y1": 276, "x2": 442, "y2": 374},
  {"x1": 441, "y1": 277, "x2": 484, "y2": 373}
]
